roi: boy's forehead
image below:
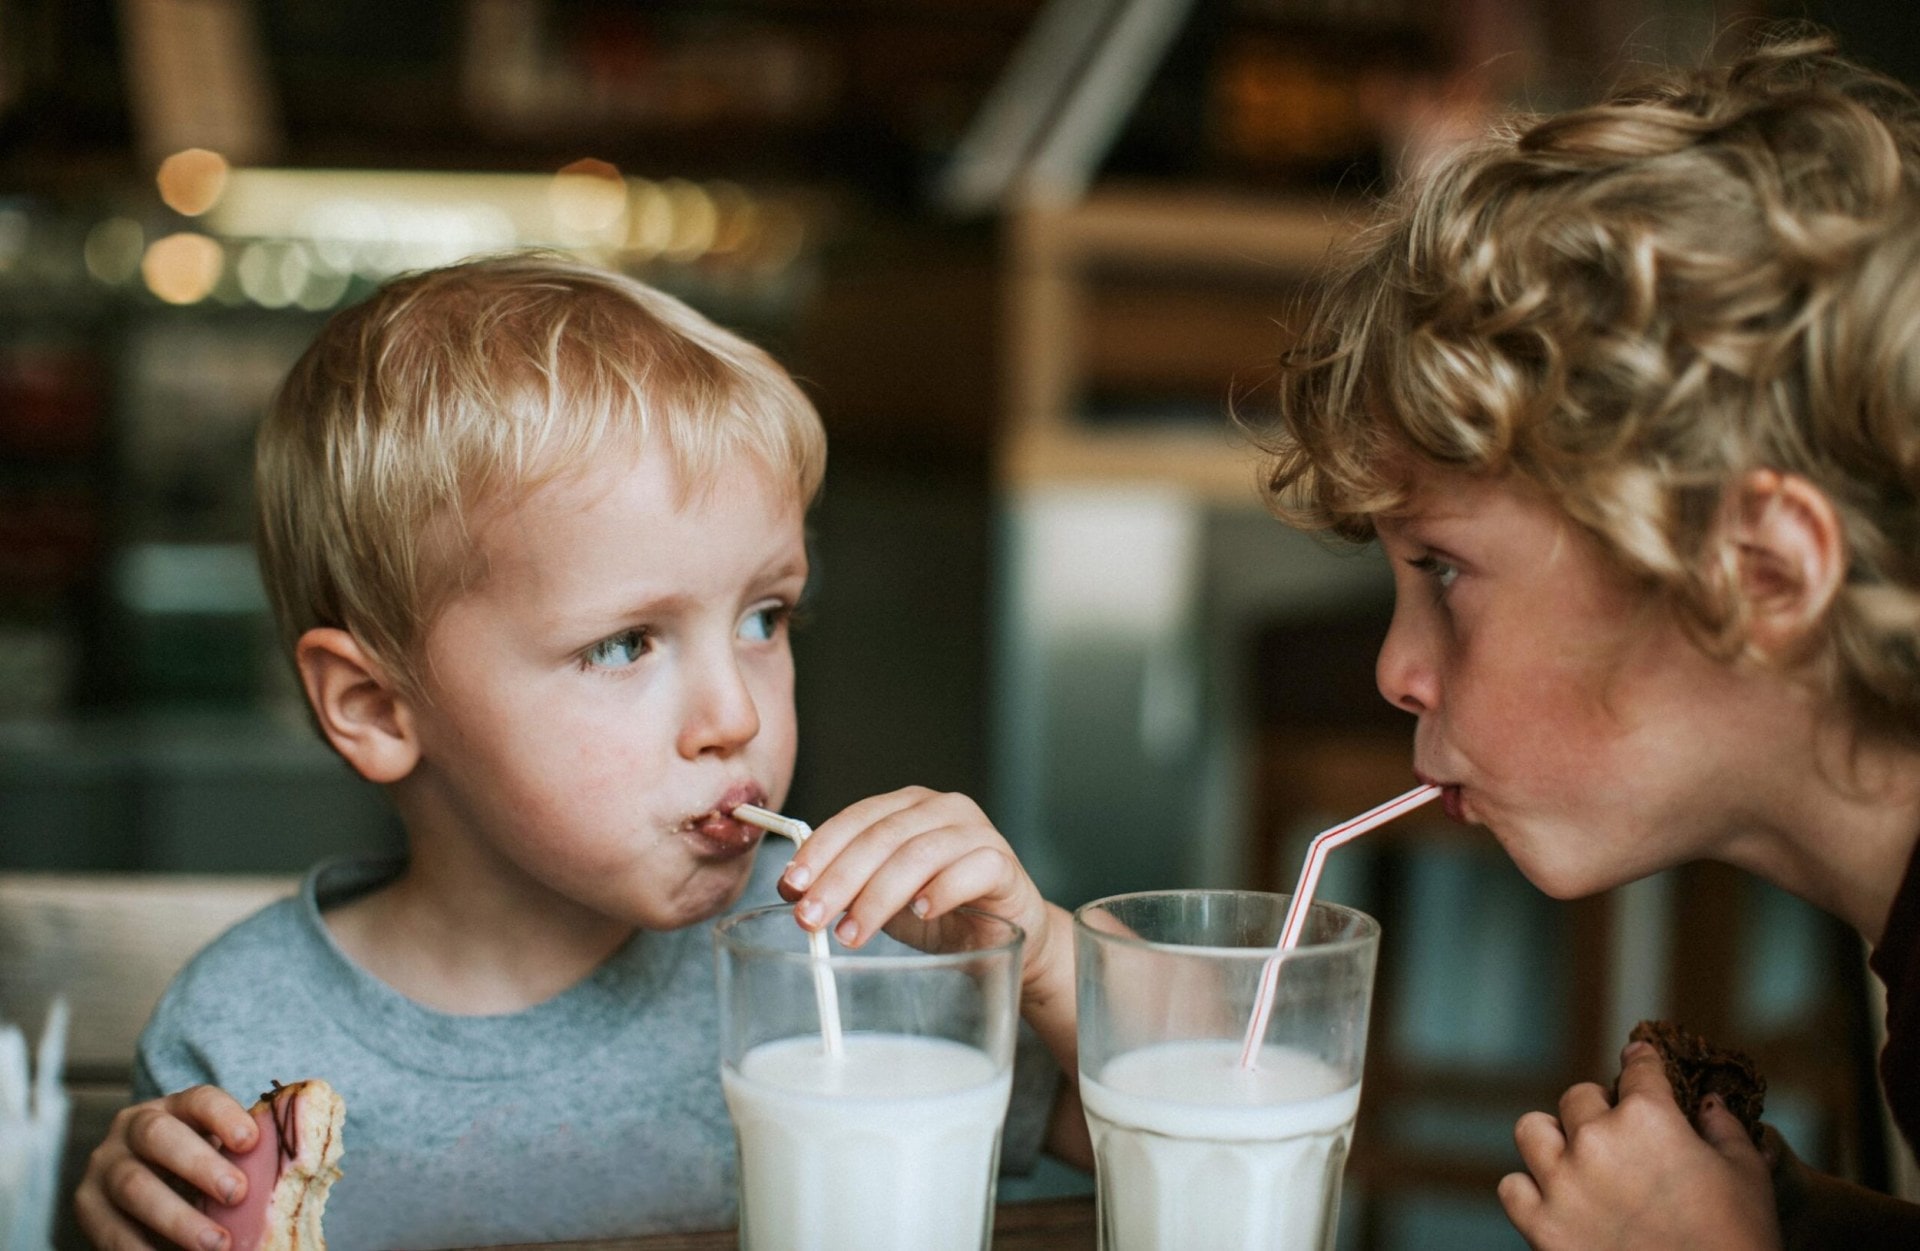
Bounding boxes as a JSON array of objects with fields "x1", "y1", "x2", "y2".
[
  {"x1": 1378, "y1": 461, "x2": 1544, "y2": 531},
  {"x1": 439, "y1": 450, "x2": 806, "y2": 610},
  {"x1": 1379, "y1": 460, "x2": 1478, "y2": 521},
  {"x1": 480, "y1": 438, "x2": 806, "y2": 524},
  {"x1": 432, "y1": 441, "x2": 804, "y2": 596}
]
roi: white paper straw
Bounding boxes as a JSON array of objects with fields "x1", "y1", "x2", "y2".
[
  {"x1": 0, "y1": 1028, "x2": 25, "y2": 1123},
  {"x1": 1238, "y1": 783, "x2": 1442, "y2": 1069},
  {"x1": 31, "y1": 1000, "x2": 64, "y2": 1121},
  {"x1": 732, "y1": 803, "x2": 845, "y2": 1056}
]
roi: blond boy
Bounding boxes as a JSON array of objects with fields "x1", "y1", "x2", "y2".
[
  {"x1": 1260, "y1": 31, "x2": 1920, "y2": 1251},
  {"x1": 76, "y1": 255, "x2": 1084, "y2": 1250}
]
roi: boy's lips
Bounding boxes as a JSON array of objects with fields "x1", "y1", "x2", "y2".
[
  {"x1": 682, "y1": 784, "x2": 768, "y2": 859},
  {"x1": 1416, "y1": 772, "x2": 1469, "y2": 824}
]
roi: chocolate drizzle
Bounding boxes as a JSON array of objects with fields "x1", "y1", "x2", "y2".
[{"x1": 260, "y1": 1079, "x2": 300, "y2": 1168}]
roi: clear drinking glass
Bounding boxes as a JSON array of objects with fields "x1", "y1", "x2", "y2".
[
  {"x1": 1076, "y1": 889, "x2": 1380, "y2": 1251},
  {"x1": 714, "y1": 905, "x2": 1023, "y2": 1251}
]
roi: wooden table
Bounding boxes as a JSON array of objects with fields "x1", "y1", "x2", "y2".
[{"x1": 468, "y1": 1196, "x2": 1097, "y2": 1250}]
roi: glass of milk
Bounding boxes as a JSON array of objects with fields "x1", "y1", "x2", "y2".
[
  {"x1": 714, "y1": 905, "x2": 1023, "y2": 1251},
  {"x1": 1076, "y1": 890, "x2": 1379, "y2": 1251}
]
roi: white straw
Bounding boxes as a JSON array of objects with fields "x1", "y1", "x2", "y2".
[
  {"x1": 1238, "y1": 783, "x2": 1442, "y2": 1070},
  {"x1": 32, "y1": 998, "x2": 66, "y2": 1120},
  {"x1": 732, "y1": 803, "x2": 845, "y2": 1057}
]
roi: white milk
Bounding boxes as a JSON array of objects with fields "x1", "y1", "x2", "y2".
[
  {"x1": 1080, "y1": 1040, "x2": 1361, "y2": 1251},
  {"x1": 723, "y1": 1032, "x2": 1013, "y2": 1251}
]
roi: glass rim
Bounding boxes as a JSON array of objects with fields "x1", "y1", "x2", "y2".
[
  {"x1": 713, "y1": 902, "x2": 1025, "y2": 970},
  {"x1": 1072, "y1": 888, "x2": 1379, "y2": 958}
]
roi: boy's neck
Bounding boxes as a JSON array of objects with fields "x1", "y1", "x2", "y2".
[
  {"x1": 322, "y1": 850, "x2": 638, "y2": 1016},
  {"x1": 1720, "y1": 719, "x2": 1920, "y2": 946}
]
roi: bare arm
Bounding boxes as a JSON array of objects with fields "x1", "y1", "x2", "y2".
[{"x1": 1771, "y1": 1128, "x2": 1920, "y2": 1250}]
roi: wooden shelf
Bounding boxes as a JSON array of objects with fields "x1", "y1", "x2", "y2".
[
  {"x1": 998, "y1": 185, "x2": 1364, "y2": 503},
  {"x1": 999, "y1": 423, "x2": 1272, "y2": 502},
  {"x1": 1014, "y1": 186, "x2": 1363, "y2": 271}
]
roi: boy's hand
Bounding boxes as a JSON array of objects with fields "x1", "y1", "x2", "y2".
[
  {"x1": 75, "y1": 1085, "x2": 257, "y2": 1251},
  {"x1": 781, "y1": 786, "x2": 1065, "y2": 987},
  {"x1": 1499, "y1": 1041, "x2": 1781, "y2": 1251}
]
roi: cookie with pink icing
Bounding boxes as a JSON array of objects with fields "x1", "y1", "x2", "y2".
[{"x1": 200, "y1": 1079, "x2": 345, "y2": 1251}]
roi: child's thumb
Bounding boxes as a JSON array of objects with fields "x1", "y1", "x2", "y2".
[{"x1": 1698, "y1": 1095, "x2": 1762, "y2": 1162}]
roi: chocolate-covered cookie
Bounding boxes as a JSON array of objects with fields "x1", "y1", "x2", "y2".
[{"x1": 1611, "y1": 1020, "x2": 1766, "y2": 1146}]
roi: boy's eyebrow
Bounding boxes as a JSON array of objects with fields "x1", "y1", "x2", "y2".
[
  {"x1": 1390, "y1": 509, "x2": 1467, "y2": 531},
  {"x1": 550, "y1": 591, "x2": 699, "y2": 635},
  {"x1": 555, "y1": 556, "x2": 809, "y2": 633},
  {"x1": 1375, "y1": 511, "x2": 1472, "y2": 557},
  {"x1": 1379, "y1": 493, "x2": 1477, "y2": 529},
  {"x1": 755, "y1": 555, "x2": 809, "y2": 584}
]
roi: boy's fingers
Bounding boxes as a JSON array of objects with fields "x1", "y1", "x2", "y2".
[
  {"x1": 1613, "y1": 1043, "x2": 1679, "y2": 1107},
  {"x1": 802, "y1": 798, "x2": 971, "y2": 908},
  {"x1": 802, "y1": 787, "x2": 936, "y2": 859},
  {"x1": 1513, "y1": 1110, "x2": 1566, "y2": 1174},
  {"x1": 786, "y1": 790, "x2": 929, "y2": 890},
  {"x1": 1697, "y1": 1096, "x2": 1762, "y2": 1162},
  {"x1": 1496, "y1": 1170, "x2": 1544, "y2": 1231},
  {"x1": 909, "y1": 845, "x2": 1018, "y2": 920},
  {"x1": 849, "y1": 842, "x2": 1014, "y2": 943},
  {"x1": 123, "y1": 1108, "x2": 247, "y2": 1206},
  {"x1": 1757, "y1": 1123, "x2": 1788, "y2": 1172},
  {"x1": 166, "y1": 1085, "x2": 256, "y2": 1150},
  {"x1": 72, "y1": 1187, "x2": 161, "y2": 1251},
  {"x1": 101, "y1": 1154, "x2": 230, "y2": 1251},
  {"x1": 828, "y1": 824, "x2": 980, "y2": 944},
  {"x1": 1556, "y1": 1082, "x2": 1611, "y2": 1132},
  {"x1": 793, "y1": 816, "x2": 926, "y2": 929}
]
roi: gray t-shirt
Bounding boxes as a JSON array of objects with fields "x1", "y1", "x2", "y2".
[{"x1": 135, "y1": 856, "x2": 1058, "y2": 1250}]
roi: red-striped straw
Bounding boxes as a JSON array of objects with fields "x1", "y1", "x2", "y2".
[{"x1": 1238, "y1": 783, "x2": 1442, "y2": 1069}]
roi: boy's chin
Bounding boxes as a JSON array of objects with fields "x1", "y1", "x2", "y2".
[
  {"x1": 634, "y1": 855, "x2": 759, "y2": 929},
  {"x1": 1507, "y1": 847, "x2": 1619, "y2": 902}
]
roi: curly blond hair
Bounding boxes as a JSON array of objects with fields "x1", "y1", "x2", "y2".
[
  {"x1": 256, "y1": 252, "x2": 826, "y2": 697},
  {"x1": 1261, "y1": 31, "x2": 1920, "y2": 743}
]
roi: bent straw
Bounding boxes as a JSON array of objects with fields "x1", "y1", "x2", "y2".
[
  {"x1": 732, "y1": 803, "x2": 845, "y2": 1056},
  {"x1": 1238, "y1": 783, "x2": 1442, "y2": 1070}
]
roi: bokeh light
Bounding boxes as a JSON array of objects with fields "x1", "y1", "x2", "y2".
[
  {"x1": 707, "y1": 181, "x2": 752, "y2": 255},
  {"x1": 661, "y1": 179, "x2": 718, "y2": 261},
  {"x1": 751, "y1": 203, "x2": 807, "y2": 273},
  {"x1": 236, "y1": 240, "x2": 311, "y2": 308},
  {"x1": 156, "y1": 149, "x2": 231, "y2": 217},
  {"x1": 85, "y1": 218, "x2": 146, "y2": 285},
  {"x1": 627, "y1": 179, "x2": 672, "y2": 258},
  {"x1": 141, "y1": 233, "x2": 225, "y2": 304},
  {"x1": 550, "y1": 158, "x2": 627, "y2": 239},
  {"x1": 295, "y1": 261, "x2": 353, "y2": 311}
]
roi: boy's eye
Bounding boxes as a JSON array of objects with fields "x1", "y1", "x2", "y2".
[
  {"x1": 1409, "y1": 553, "x2": 1460, "y2": 592},
  {"x1": 585, "y1": 628, "x2": 650, "y2": 668},
  {"x1": 739, "y1": 604, "x2": 788, "y2": 643}
]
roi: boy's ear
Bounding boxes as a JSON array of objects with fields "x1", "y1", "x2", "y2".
[
  {"x1": 295, "y1": 628, "x2": 421, "y2": 784},
  {"x1": 1723, "y1": 469, "x2": 1846, "y2": 660}
]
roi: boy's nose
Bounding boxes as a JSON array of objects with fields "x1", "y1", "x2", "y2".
[
  {"x1": 1375, "y1": 604, "x2": 1436, "y2": 716},
  {"x1": 678, "y1": 655, "x2": 762, "y2": 758}
]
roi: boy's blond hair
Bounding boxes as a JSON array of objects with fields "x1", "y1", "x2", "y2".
[
  {"x1": 1261, "y1": 32, "x2": 1920, "y2": 743},
  {"x1": 256, "y1": 253, "x2": 827, "y2": 696}
]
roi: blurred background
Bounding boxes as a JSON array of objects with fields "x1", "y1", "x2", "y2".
[{"x1": 0, "y1": 0, "x2": 1913, "y2": 1246}]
